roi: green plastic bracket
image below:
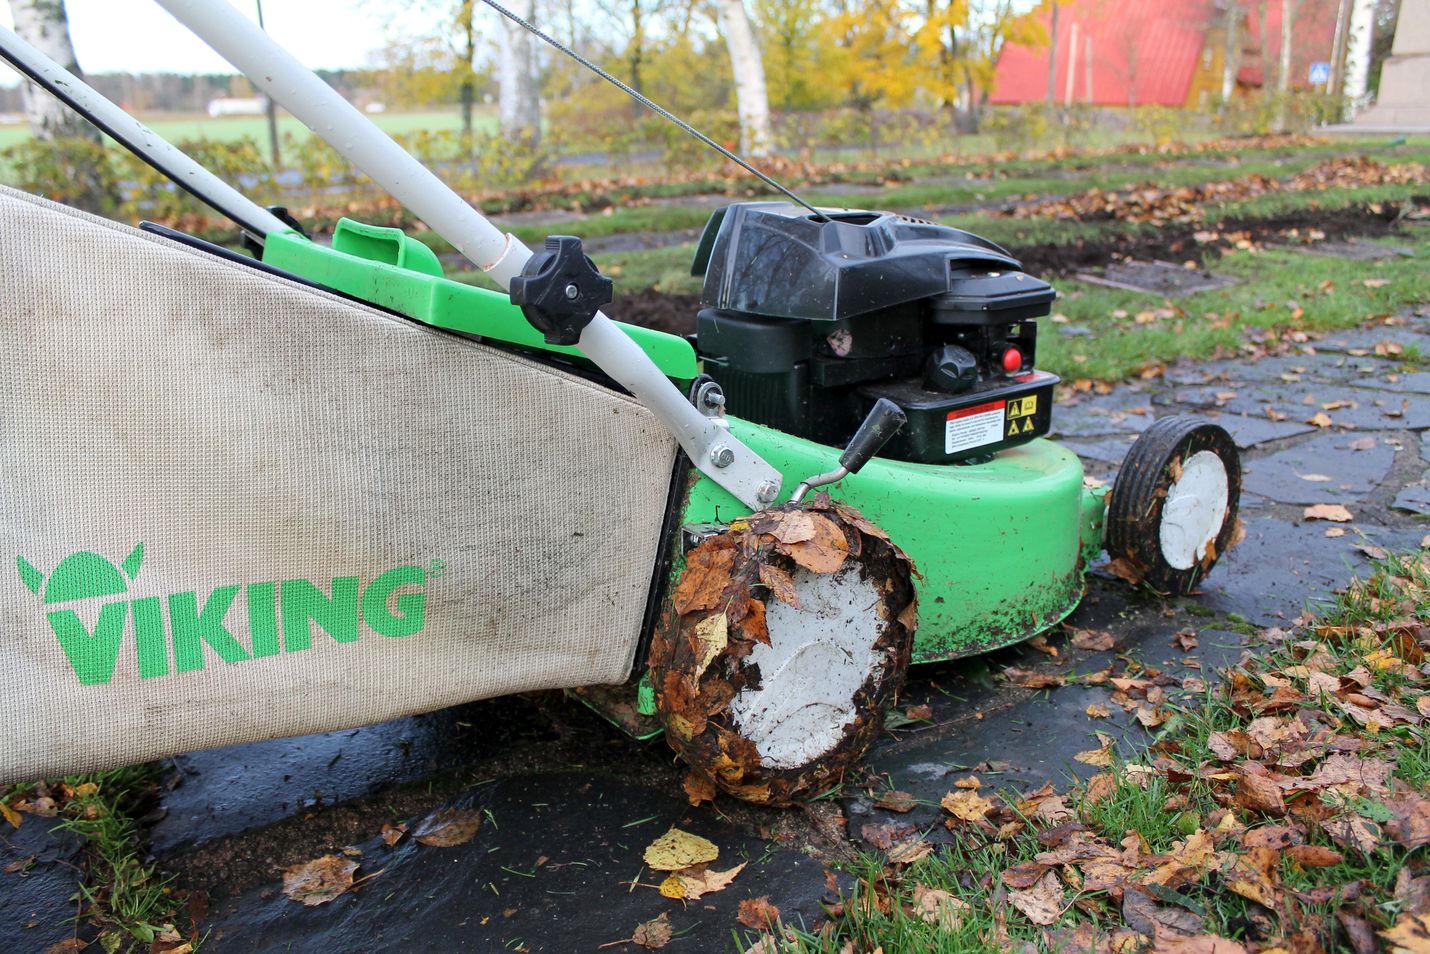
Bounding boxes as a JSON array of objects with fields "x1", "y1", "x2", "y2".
[
  {"x1": 261, "y1": 225, "x2": 699, "y2": 382},
  {"x1": 636, "y1": 670, "x2": 657, "y2": 717}
]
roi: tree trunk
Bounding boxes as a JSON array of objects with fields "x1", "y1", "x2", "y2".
[
  {"x1": 628, "y1": 0, "x2": 644, "y2": 118},
  {"x1": 458, "y1": 0, "x2": 476, "y2": 155},
  {"x1": 1276, "y1": 0, "x2": 1296, "y2": 130},
  {"x1": 497, "y1": 0, "x2": 541, "y2": 148},
  {"x1": 9, "y1": 0, "x2": 97, "y2": 141},
  {"x1": 714, "y1": 0, "x2": 774, "y2": 157},
  {"x1": 1045, "y1": 0, "x2": 1059, "y2": 106},
  {"x1": 1220, "y1": 0, "x2": 1241, "y2": 104}
]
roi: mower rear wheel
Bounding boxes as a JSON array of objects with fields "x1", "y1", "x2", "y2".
[
  {"x1": 650, "y1": 499, "x2": 916, "y2": 807},
  {"x1": 1106, "y1": 416, "x2": 1242, "y2": 595}
]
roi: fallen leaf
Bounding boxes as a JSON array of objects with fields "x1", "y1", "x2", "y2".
[
  {"x1": 1124, "y1": 886, "x2": 1204, "y2": 938},
  {"x1": 874, "y1": 790, "x2": 917, "y2": 813},
  {"x1": 692, "y1": 612, "x2": 728, "y2": 678},
  {"x1": 887, "y1": 837, "x2": 933, "y2": 865},
  {"x1": 1387, "y1": 794, "x2": 1430, "y2": 851},
  {"x1": 757, "y1": 563, "x2": 801, "y2": 608},
  {"x1": 1325, "y1": 527, "x2": 1347, "y2": 538},
  {"x1": 941, "y1": 789, "x2": 994, "y2": 821},
  {"x1": 412, "y1": 807, "x2": 481, "y2": 848},
  {"x1": 632, "y1": 912, "x2": 673, "y2": 949},
  {"x1": 1307, "y1": 412, "x2": 1333, "y2": 428},
  {"x1": 379, "y1": 822, "x2": 406, "y2": 847},
  {"x1": 1106, "y1": 556, "x2": 1146, "y2": 585},
  {"x1": 1002, "y1": 667, "x2": 1065, "y2": 689},
  {"x1": 1303, "y1": 504, "x2": 1353, "y2": 523},
  {"x1": 683, "y1": 771, "x2": 717, "y2": 807},
  {"x1": 737, "y1": 896, "x2": 781, "y2": 932},
  {"x1": 1009, "y1": 869, "x2": 1063, "y2": 925},
  {"x1": 1070, "y1": 628, "x2": 1115, "y2": 651},
  {"x1": 1152, "y1": 937, "x2": 1250, "y2": 953},
  {"x1": 659, "y1": 862, "x2": 746, "y2": 900},
  {"x1": 1086, "y1": 703, "x2": 1112, "y2": 719},
  {"x1": 0, "y1": 801, "x2": 20, "y2": 829},
  {"x1": 1075, "y1": 733, "x2": 1116, "y2": 768},
  {"x1": 643, "y1": 827, "x2": 719, "y2": 871},
  {"x1": 1285, "y1": 845, "x2": 1343, "y2": 868},
  {"x1": 778, "y1": 513, "x2": 848, "y2": 574},
  {"x1": 1234, "y1": 763, "x2": 1286, "y2": 815},
  {"x1": 1349, "y1": 437, "x2": 1377, "y2": 451},
  {"x1": 1297, "y1": 473, "x2": 1333, "y2": 482},
  {"x1": 282, "y1": 854, "x2": 359, "y2": 906},
  {"x1": 42, "y1": 941, "x2": 89, "y2": 954},
  {"x1": 1383, "y1": 912, "x2": 1430, "y2": 954},
  {"x1": 911, "y1": 884, "x2": 970, "y2": 930}
]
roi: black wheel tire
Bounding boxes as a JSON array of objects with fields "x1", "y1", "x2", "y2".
[{"x1": 1106, "y1": 416, "x2": 1242, "y2": 596}]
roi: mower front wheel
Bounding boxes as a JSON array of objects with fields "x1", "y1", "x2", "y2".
[
  {"x1": 1106, "y1": 416, "x2": 1242, "y2": 595},
  {"x1": 649, "y1": 498, "x2": 917, "y2": 807}
]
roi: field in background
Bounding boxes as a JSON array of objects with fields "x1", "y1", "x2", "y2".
[{"x1": 0, "y1": 104, "x2": 487, "y2": 151}]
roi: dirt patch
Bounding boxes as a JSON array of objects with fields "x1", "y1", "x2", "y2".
[{"x1": 606, "y1": 288, "x2": 702, "y2": 337}]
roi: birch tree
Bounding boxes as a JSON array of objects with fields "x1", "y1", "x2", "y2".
[
  {"x1": 8, "y1": 0, "x2": 97, "y2": 140},
  {"x1": 714, "y1": 0, "x2": 774, "y2": 157},
  {"x1": 497, "y1": 0, "x2": 542, "y2": 147}
]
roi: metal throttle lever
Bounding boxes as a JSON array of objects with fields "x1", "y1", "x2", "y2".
[{"x1": 789, "y1": 399, "x2": 908, "y2": 504}]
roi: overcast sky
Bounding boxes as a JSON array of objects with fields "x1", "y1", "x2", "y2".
[{"x1": 0, "y1": 0, "x2": 392, "y2": 86}]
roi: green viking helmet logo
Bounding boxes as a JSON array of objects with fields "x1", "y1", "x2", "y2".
[{"x1": 15, "y1": 544, "x2": 144, "y2": 603}]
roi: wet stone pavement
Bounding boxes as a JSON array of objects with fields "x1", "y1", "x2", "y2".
[{"x1": 3, "y1": 309, "x2": 1426, "y2": 954}]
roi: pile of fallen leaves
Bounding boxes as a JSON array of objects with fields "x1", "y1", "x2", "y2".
[
  {"x1": 812, "y1": 554, "x2": 1429, "y2": 954},
  {"x1": 1002, "y1": 158, "x2": 1430, "y2": 225}
]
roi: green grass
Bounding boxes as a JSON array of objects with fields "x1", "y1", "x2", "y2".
[
  {"x1": 763, "y1": 553, "x2": 1430, "y2": 952},
  {"x1": 0, "y1": 105, "x2": 486, "y2": 152},
  {"x1": 3, "y1": 764, "x2": 195, "y2": 952},
  {"x1": 1034, "y1": 229, "x2": 1430, "y2": 383}
]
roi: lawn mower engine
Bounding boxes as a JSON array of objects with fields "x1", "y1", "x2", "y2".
[{"x1": 692, "y1": 202, "x2": 1059, "y2": 462}]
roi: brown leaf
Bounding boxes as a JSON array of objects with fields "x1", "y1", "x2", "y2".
[
  {"x1": 1303, "y1": 503, "x2": 1353, "y2": 523},
  {"x1": 672, "y1": 544, "x2": 736, "y2": 615},
  {"x1": 1224, "y1": 847, "x2": 1280, "y2": 908},
  {"x1": 1123, "y1": 887, "x2": 1203, "y2": 938},
  {"x1": 1106, "y1": 556, "x2": 1146, "y2": 585},
  {"x1": 779, "y1": 514, "x2": 849, "y2": 574},
  {"x1": 860, "y1": 821, "x2": 916, "y2": 851},
  {"x1": 0, "y1": 801, "x2": 20, "y2": 829},
  {"x1": 904, "y1": 703, "x2": 933, "y2": 721},
  {"x1": 683, "y1": 771, "x2": 717, "y2": 807},
  {"x1": 1008, "y1": 869, "x2": 1063, "y2": 926},
  {"x1": 1003, "y1": 667, "x2": 1065, "y2": 689},
  {"x1": 874, "y1": 790, "x2": 917, "y2": 813},
  {"x1": 659, "y1": 862, "x2": 746, "y2": 900},
  {"x1": 1086, "y1": 703, "x2": 1112, "y2": 719},
  {"x1": 1151, "y1": 937, "x2": 1250, "y2": 954},
  {"x1": 1387, "y1": 794, "x2": 1430, "y2": 851},
  {"x1": 887, "y1": 837, "x2": 933, "y2": 865},
  {"x1": 1285, "y1": 845, "x2": 1343, "y2": 868},
  {"x1": 42, "y1": 942, "x2": 88, "y2": 954},
  {"x1": 911, "y1": 884, "x2": 970, "y2": 930},
  {"x1": 1075, "y1": 733, "x2": 1117, "y2": 768},
  {"x1": 1383, "y1": 912, "x2": 1430, "y2": 954},
  {"x1": 632, "y1": 912, "x2": 673, "y2": 949},
  {"x1": 757, "y1": 563, "x2": 802, "y2": 608},
  {"x1": 1002, "y1": 861, "x2": 1051, "y2": 889},
  {"x1": 1234, "y1": 763, "x2": 1287, "y2": 815},
  {"x1": 941, "y1": 789, "x2": 995, "y2": 822},
  {"x1": 1070, "y1": 628, "x2": 1115, "y2": 651},
  {"x1": 379, "y1": 822, "x2": 407, "y2": 847},
  {"x1": 282, "y1": 854, "x2": 359, "y2": 906},
  {"x1": 412, "y1": 807, "x2": 482, "y2": 848},
  {"x1": 737, "y1": 896, "x2": 782, "y2": 931}
]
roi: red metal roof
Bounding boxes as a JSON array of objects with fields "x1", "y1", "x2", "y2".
[{"x1": 990, "y1": 0, "x2": 1340, "y2": 107}]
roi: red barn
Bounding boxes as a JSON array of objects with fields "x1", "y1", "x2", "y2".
[{"x1": 991, "y1": 0, "x2": 1342, "y2": 109}]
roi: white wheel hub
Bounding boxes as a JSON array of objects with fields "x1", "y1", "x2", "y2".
[
  {"x1": 727, "y1": 566, "x2": 885, "y2": 770},
  {"x1": 1158, "y1": 450, "x2": 1230, "y2": 570}
]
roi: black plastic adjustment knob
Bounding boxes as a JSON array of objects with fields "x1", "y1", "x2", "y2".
[{"x1": 508, "y1": 235, "x2": 614, "y2": 346}]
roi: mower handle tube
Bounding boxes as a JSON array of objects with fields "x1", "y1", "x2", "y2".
[
  {"x1": 0, "y1": 26, "x2": 288, "y2": 241},
  {"x1": 154, "y1": 0, "x2": 783, "y2": 512}
]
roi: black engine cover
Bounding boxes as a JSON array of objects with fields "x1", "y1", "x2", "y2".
[{"x1": 692, "y1": 203, "x2": 1059, "y2": 463}]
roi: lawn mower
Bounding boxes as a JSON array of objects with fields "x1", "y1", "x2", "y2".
[{"x1": 0, "y1": 0, "x2": 1241, "y2": 806}]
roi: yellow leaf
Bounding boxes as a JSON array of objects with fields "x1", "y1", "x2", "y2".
[
  {"x1": 1384, "y1": 911, "x2": 1430, "y2": 954},
  {"x1": 642, "y1": 827, "x2": 719, "y2": 871},
  {"x1": 940, "y1": 789, "x2": 994, "y2": 821},
  {"x1": 692, "y1": 612, "x2": 728, "y2": 679},
  {"x1": 0, "y1": 801, "x2": 19, "y2": 829},
  {"x1": 661, "y1": 862, "x2": 746, "y2": 900}
]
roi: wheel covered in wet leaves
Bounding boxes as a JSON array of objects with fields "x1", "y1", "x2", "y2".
[
  {"x1": 1106, "y1": 416, "x2": 1243, "y2": 596},
  {"x1": 650, "y1": 494, "x2": 917, "y2": 808}
]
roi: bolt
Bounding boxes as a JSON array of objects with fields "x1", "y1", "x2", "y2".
[
  {"x1": 755, "y1": 481, "x2": 779, "y2": 506},
  {"x1": 699, "y1": 384, "x2": 725, "y2": 411},
  {"x1": 709, "y1": 444, "x2": 735, "y2": 468},
  {"x1": 564, "y1": 283, "x2": 579, "y2": 300}
]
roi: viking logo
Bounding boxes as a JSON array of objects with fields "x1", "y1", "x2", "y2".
[{"x1": 15, "y1": 545, "x2": 429, "y2": 686}]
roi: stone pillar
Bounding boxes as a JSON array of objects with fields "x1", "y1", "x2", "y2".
[{"x1": 1354, "y1": 0, "x2": 1430, "y2": 129}]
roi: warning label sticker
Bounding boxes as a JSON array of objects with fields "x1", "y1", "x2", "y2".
[{"x1": 945, "y1": 400, "x2": 1006, "y2": 454}]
